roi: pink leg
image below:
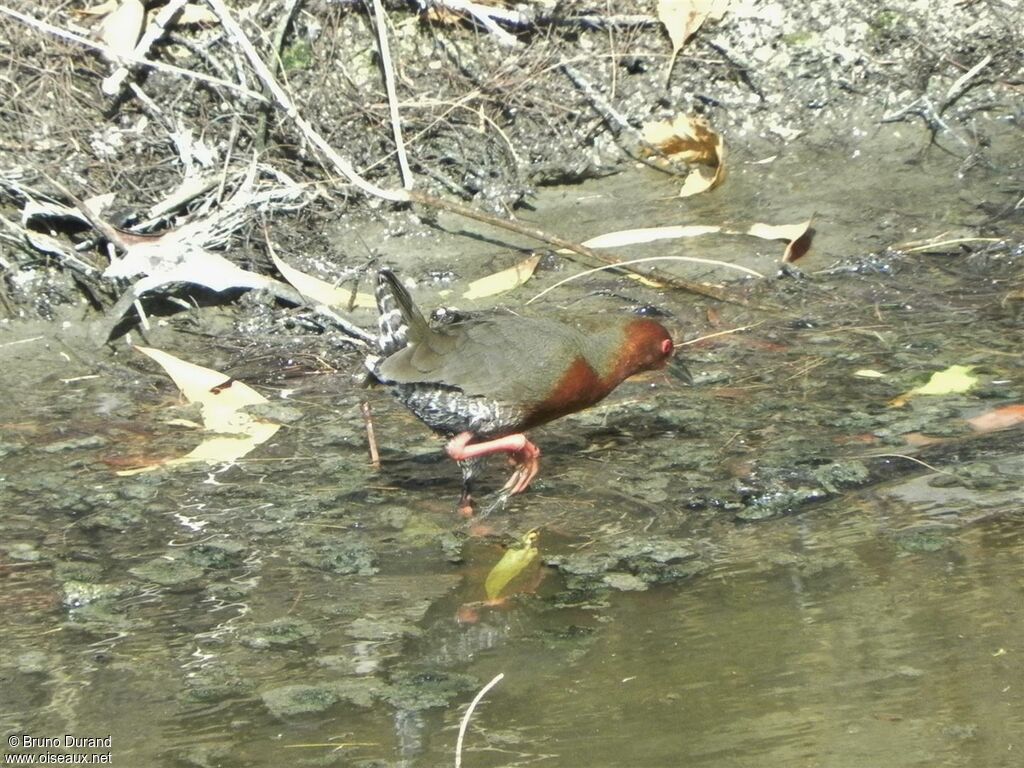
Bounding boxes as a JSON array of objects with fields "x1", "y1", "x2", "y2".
[{"x1": 446, "y1": 432, "x2": 542, "y2": 496}]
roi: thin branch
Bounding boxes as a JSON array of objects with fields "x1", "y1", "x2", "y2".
[
  {"x1": 205, "y1": 0, "x2": 408, "y2": 202},
  {"x1": 526, "y1": 256, "x2": 764, "y2": 305},
  {"x1": 941, "y1": 53, "x2": 993, "y2": 112},
  {"x1": 256, "y1": 0, "x2": 303, "y2": 152},
  {"x1": 454, "y1": 673, "x2": 504, "y2": 768},
  {"x1": 371, "y1": 0, "x2": 413, "y2": 188},
  {"x1": 431, "y1": 0, "x2": 523, "y2": 47}
]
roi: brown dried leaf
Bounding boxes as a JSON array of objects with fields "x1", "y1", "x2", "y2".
[
  {"x1": 657, "y1": 1, "x2": 729, "y2": 54},
  {"x1": 657, "y1": 0, "x2": 710, "y2": 55},
  {"x1": 641, "y1": 115, "x2": 726, "y2": 197},
  {"x1": 747, "y1": 218, "x2": 815, "y2": 262}
]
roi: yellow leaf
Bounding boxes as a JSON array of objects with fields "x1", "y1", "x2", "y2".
[
  {"x1": 117, "y1": 347, "x2": 280, "y2": 475},
  {"x1": 889, "y1": 365, "x2": 978, "y2": 408},
  {"x1": 271, "y1": 253, "x2": 375, "y2": 309},
  {"x1": 910, "y1": 365, "x2": 978, "y2": 396},
  {"x1": 463, "y1": 255, "x2": 541, "y2": 300},
  {"x1": 484, "y1": 530, "x2": 539, "y2": 602}
]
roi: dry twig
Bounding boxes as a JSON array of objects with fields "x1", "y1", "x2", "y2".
[{"x1": 0, "y1": 3, "x2": 266, "y2": 102}]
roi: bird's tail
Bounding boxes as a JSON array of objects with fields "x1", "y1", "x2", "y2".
[{"x1": 375, "y1": 268, "x2": 430, "y2": 355}]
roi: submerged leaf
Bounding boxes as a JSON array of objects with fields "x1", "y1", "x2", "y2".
[
  {"x1": 117, "y1": 347, "x2": 279, "y2": 475},
  {"x1": 967, "y1": 404, "x2": 1024, "y2": 433},
  {"x1": 484, "y1": 530, "x2": 540, "y2": 602},
  {"x1": 463, "y1": 255, "x2": 541, "y2": 300}
]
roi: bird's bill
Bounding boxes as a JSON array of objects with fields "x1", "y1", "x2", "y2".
[{"x1": 667, "y1": 356, "x2": 693, "y2": 384}]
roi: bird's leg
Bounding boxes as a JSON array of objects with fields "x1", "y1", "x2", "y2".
[
  {"x1": 456, "y1": 458, "x2": 482, "y2": 517},
  {"x1": 446, "y1": 432, "x2": 542, "y2": 499}
]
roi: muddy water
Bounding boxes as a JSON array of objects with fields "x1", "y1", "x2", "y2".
[{"x1": 2, "y1": 121, "x2": 1023, "y2": 767}]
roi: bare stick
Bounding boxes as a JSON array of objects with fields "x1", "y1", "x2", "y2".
[
  {"x1": 941, "y1": 53, "x2": 993, "y2": 111},
  {"x1": 0, "y1": 4, "x2": 266, "y2": 102},
  {"x1": 371, "y1": 0, "x2": 413, "y2": 189},
  {"x1": 362, "y1": 401, "x2": 381, "y2": 470},
  {"x1": 205, "y1": 0, "x2": 408, "y2": 203},
  {"x1": 454, "y1": 673, "x2": 504, "y2": 768},
  {"x1": 433, "y1": 0, "x2": 522, "y2": 47},
  {"x1": 526, "y1": 256, "x2": 764, "y2": 305}
]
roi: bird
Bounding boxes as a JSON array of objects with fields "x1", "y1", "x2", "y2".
[{"x1": 366, "y1": 268, "x2": 679, "y2": 514}]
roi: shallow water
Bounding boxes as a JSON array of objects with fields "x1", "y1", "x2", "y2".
[{"x1": 2, "y1": 119, "x2": 1022, "y2": 767}]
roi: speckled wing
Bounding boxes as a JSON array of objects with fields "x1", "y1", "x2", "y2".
[{"x1": 376, "y1": 315, "x2": 586, "y2": 408}]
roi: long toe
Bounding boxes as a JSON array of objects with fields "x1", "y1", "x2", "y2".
[
  {"x1": 481, "y1": 488, "x2": 513, "y2": 517},
  {"x1": 504, "y1": 450, "x2": 540, "y2": 496}
]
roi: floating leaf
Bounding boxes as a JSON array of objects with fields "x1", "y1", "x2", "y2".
[
  {"x1": 747, "y1": 218, "x2": 814, "y2": 262},
  {"x1": 910, "y1": 365, "x2": 978, "y2": 396},
  {"x1": 270, "y1": 253, "x2": 375, "y2": 309},
  {"x1": 117, "y1": 347, "x2": 279, "y2": 475},
  {"x1": 853, "y1": 369, "x2": 886, "y2": 379},
  {"x1": 579, "y1": 224, "x2": 722, "y2": 249},
  {"x1": 484, "y1": 530, "x2": 539, "y2": 602},
  {"x1": 463, "y1": 255, "x2": 541, "y2": 300},
  {"x1": 890, "y1": 365, "x2": 979, "y2": 408}
]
